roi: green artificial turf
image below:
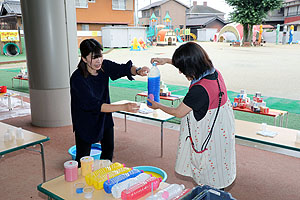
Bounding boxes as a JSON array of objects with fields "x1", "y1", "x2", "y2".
[{"x1": 1, "y1": 68, "x2": 299, "y2": 130}]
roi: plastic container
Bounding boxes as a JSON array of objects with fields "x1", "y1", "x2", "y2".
[
  {"x1": 146, "y1": 184, "x2": 185, "y2": 200},
  {"x1": 103, "y1": 168, "x2": 142, "y2": 194},
  {"x1": 85, "y1": 162, "x2": 124, "y2": 186},
  {"x1": 180, "y1": 185, "x2": 236, "y2": 200},
  {"x1": 93, "y1": 167, "x2": 131, "y2": 190},
  {"x1": 68, "y1": 143, "x2": 102, "y2": 160},
  {"x1": 147, "y1": 62, "x2": 160, "y2": 106},
  {"x1": 111, "y1": 173, "x2": 151, "y2": 199},
  {"x1": 83, "y1": 187, "x2": 94, "y2": 199},
  {"x1": 74, "y1": 182, "x2": 85, "y2": 194},
  {"x1": 80, "y1": 156, "x2": 94, "y2": 176},
  {"x1": 64, "y1": 160, "x2": 78, "y2": 182},
  {"x1": 121, "y1": 176, "x2": 162, "y2": 200},
  {"x1": 0, "y1": 86, "x2": 7, "y2": 93}
]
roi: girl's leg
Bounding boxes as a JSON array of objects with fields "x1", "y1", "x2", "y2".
[
  {"x1": 100, "y1": 127, "x2": 114, "y2": 161},
  {"x1": 75, "y1": 133, "x2": 92, "y2": 168}
]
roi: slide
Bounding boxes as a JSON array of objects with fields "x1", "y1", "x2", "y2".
[
  {"x1": 177, "y1": 35, "x2": 183, "y2": 43},
  {"x1": 190, "y1": 33, "x2": 197, "y2": 40}
]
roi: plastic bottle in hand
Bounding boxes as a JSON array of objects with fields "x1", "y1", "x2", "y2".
[
  {"x1": 146, "y1": 184, "x2": 185, "y2": 200},
  {"x1": 147, "y1": 62, "x2": 160, "y2": 106},
  {"x1": 121, "y1": 176, "x2": 162, "y2": 200},
  {"x1": 111, "y1": 173, "x2": 151, "y2": 199}
]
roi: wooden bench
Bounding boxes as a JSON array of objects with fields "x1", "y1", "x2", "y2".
[{"x1": 235, "y1": 119, "x2": 300, "y2": 152}]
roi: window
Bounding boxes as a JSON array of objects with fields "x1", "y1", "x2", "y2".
[
  {"x1": 112, "y1": 0, "x2": 126, "y2": 10},
  {"x1": 82, "y1": 24, "x2": 89, "y2": 31},
  {"x1": 75, "y1": 0, "x2": 88, "y2": 8},
  {"x1": 154, "y1": 10, "x2": 159, "y2": 17}
]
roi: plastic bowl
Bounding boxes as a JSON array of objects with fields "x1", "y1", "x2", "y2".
[
  {"x1": 133, "y1": 166, "x2": 167, "y2": 182},
  {"x1": 68, "y1": 143, "x2": 102, "y2": 160}
]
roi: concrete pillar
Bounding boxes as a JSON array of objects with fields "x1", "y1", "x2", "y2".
[{"x1": 20, "y1": 0, "x2": 78, "y2": 127}]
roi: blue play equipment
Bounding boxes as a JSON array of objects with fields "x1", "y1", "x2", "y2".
[{"x1": 177, "y1": 35, "x2": 183, "y2": 43}]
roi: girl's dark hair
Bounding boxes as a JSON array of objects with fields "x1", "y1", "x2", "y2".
[
  {"x1": 172, "y1": 42, "x2": 214, "y2": 80},
  {"x1": 77, "y1": 38, "x2": 103, "y2": 78}
]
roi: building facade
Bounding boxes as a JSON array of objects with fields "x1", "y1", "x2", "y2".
[{"x1": 138, "y1": 0, "x2": 188, "y2": 29}]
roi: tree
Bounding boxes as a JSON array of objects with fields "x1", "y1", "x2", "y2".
[{"x1": 225, "y1": 0, "x2": 283, "y2": 45}]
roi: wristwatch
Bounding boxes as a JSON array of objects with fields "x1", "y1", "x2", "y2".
[{"x1": 136, "y1": 67, "x2": 142, "y2": 75}]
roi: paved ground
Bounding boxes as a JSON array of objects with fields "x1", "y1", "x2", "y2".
[{"x1": 1, "y1": 42, "x2": 300, "y2": 100}]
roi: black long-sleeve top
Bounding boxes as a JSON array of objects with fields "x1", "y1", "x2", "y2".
[{"x1": 70, "y1": 59, "x2": 134, "y2": 143}]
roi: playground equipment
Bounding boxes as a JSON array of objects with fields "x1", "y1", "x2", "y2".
[
  {"x1": 217, "y1": 23, "x2": 272, "y2": 44},
  {"x1": 130, "y1": 37, "x2": 142, "y2": 51},
  {"x1": 138, "y1": 38, "x2": 147, "y2": 50},
  {"x1": 288, "y1": 25, "x2": 294, "y2": 45},
  {"x1": 156, "y1": 29, "x2": 176, "y2": 45},
  {"x1": 146, "y1": 13, "x2": 158, "y2": 44},
  {"x1": 163, "y1": 12, "x2": 172, "y2": 29},
  {"x1": 0, "y1": 15, "x2": 23, "y2": 56}
]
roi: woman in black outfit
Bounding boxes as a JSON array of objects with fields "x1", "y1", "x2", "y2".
[{"x1": 70, "y1": 39, "x2": 149, "y2": 166}]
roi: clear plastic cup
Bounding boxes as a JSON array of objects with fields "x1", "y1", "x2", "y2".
[
  {"x1": 83, "y1": 187, "x2": 94, "y2": 199},
  {"x1": 74, "y1": 182, "x2": 85, "y2": 194}
]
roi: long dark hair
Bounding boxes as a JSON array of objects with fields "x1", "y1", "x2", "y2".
[
  {"x1": 78, "y1": 39, "x2": 103, "y2": 78},
  {"x1": 172, "y1": 42, "x2": 214, "y2": 80}
]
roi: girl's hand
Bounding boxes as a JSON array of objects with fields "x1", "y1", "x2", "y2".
[
  {"x1": 147, "y1": 98, "x2": 160, "y2": 109},
  {"x1": 150, "y1": 58, "x2": 170, "y2": 65},
  {"x1": 124, "y1": 103, "x2": 140, "y2": 113},
  {"x1": 137, "y1": 66, "x2": 149, "y2": 76}
]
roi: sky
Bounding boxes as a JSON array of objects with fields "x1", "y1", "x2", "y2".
[{"x1": 137, "y1": 0, "x2": 234, "y2": 19}]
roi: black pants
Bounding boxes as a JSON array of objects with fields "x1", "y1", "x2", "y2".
[{"x1": 75, "y1": 127, "x2": 114, "y2": 167}]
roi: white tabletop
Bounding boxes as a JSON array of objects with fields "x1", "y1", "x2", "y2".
[
  {"x1": 0, "y1": 122, "x2": 49, "y2": 155},
  {"x1": 113, "y1": 100, "x2": 175, "y2": 122}
]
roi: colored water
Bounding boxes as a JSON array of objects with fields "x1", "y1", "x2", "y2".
[
  {"x1": 147, "y1": 76, "x2": 160, "y2": 106},
  {"x1": 144, "y1": 171, "x2": 163, "y2": 179}
]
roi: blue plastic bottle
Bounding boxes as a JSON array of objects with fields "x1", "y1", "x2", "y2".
[
  {"x1": 147, "y1": 62, "x2": 161, "y2": 106},
  {"x1": 103, "y1": 168, "x2": 142, "y2": 194}
]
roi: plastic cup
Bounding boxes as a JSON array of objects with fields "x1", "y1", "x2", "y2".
[
  {"x1": 4, "y1": 132, "x2": 12, "y2": 142},
  {"x1": 83, "y1": 187, "x2": 94, "y2": 199},
  {"x1": 16, "y1": 128, "x2": 24, "y2": 140},
  {"x1": 153, "y1": 110, "x2": 158, "y2": 118},
  {"x1": 74, "y1": 182, "x2": 85, "y2": 194}
]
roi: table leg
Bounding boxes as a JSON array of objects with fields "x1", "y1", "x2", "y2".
[
  {"x1": 39, "y1": 143, "x2": 46, "y2": 182},
  {"x1": 285, "y1": 112, "x2": 289, "y2": 128},
  {"x1": 125, "y1": 114, "x2": 127, "y2": 132},
  {"x1": 8, "y1": 95, "x2": 12, "y2": 111},
  {"x1": 161, "y1": 122, "x2": 164, "y2": 157},
  {"x1": 12, "y1": 78, "x2": 14, "y2": 88},
  {"x1": 20, "y1": 96, "x2": 24, "y2": 108}
]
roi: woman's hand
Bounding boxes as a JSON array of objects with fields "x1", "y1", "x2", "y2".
[
  {"x1": 137, "y1": 66, "x2": 150, "y2": 76},
  {"x1": 147, "y1": 98, "x2": 160, "y2": 109},
  {"x1": 124, "y1": 102, "x2": 140, "y2": 113},
  {"x1": 150, "y1": 58, "x2": 172, "y2": 65}
]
